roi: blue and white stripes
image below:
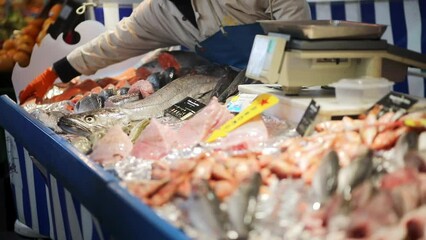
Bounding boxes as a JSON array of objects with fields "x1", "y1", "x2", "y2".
[
  {"x1": 6, "y1": 131, "x2": 51, "y2": 238},
  {"x1": 6, "y1": 131, "x2": 108, "y2": 240},
  {"x1": 92, "y1": 3, "x2": 139, "y2": 31},
  {"x1": 48, "y1": 175, "x2": 108, "y2": 240}
]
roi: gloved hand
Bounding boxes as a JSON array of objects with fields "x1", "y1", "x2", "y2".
[{"x1": 19, "y1": 67, "x2": 58, "y2": 104}]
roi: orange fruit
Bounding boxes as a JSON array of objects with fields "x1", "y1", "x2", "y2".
[
  {"x1": 0, "y1": 55, "x2": 15, "y2": 71},
  {"x1": 13, "y1": 51, "x2": 30, "y2": 67},
  {"x1": 2, "y1": 39, "x2": 15, "y2": 50}
]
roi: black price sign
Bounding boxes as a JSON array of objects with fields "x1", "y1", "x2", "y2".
[
  {"x1": 369, "y1": 91, "x2": 418, "y2": 118},
  {"x1": 165, "y1": 97, "x2": 206, "y2": 120},
  {"x1": 296, "y1": 100, "x2": 320, "y2": 136}
]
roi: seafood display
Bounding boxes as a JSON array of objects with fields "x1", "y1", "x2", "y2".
[{"x1": 15, "y1": 49, "x2": 426, "y2": 239}]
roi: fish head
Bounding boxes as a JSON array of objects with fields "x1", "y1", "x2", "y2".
[
  {"x1": 147, "y1": 72, "x2": 162, "y2": 90},
  {"x1": 74, "y1": 94, "x2": 103, "y2": 113},
  {"x1": 58, "y1": 108, "x2": 129, "y2": 137},
  {"x1": 117, "y1": 87, "x2": 130, "y2": 96},
  {"x1": 159, "y1": 67, "x2": 177, "y2": 87}
]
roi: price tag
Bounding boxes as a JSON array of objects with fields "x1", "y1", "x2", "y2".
[
  {"x1": 206, "y1": 93, "x2": 279, "y2": 142},
  {"x1": 296, "y1": 100, "x2": 320, "y2": 136},
  {"x1": 226, "y1": 93, "x2": 258, "y2": 113},
  {"x1": 369, "y1": 91, "x2": 418, "y2": 118},
  {"x1": 165, "y1": 97, "x2": 206, "y2": 120},
  {"x1": 404, "y1": 119, "x2": 426, "y2": 128}
]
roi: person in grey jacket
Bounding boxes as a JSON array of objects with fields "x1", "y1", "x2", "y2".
[{"x1": 19, "y1": 0, "x2": 311, "y2": 103}]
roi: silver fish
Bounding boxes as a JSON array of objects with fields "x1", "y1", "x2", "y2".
[
  {"x1": 120, "y1": 75, "x2": 217, "y2": 120},
  {"x1": 58, "y1": 65, "x2": 235, "y2": 136},
  {"x1": 337, "y1": 149, "x2": 373, "y2": 201},
  {"x1": 390, "y1": 131, "x2": 420, "y2": 171},
  {"x1": 30, "y1": 109, "x2": 67, "y2": 133},
  {"x1": 74, "y1": 94, "x2": 103, "y2": 113},
  {"x1": 402, "y1": 131, "x2": 426, "y2": 172},
  {"x1": 139, "y1": 50, "x2": 211, "y2": 71},
  {"x1": 60, "y1": 134, "x2": 92, "y2": 154},
  {"x1": 104, "y1": 92, "x2": 141, "y2": 107},
  {"x1": 312, "y1": 150, "x2": 340, "y2": 204},
  {"x1": 57, "y1": 108, "x2": 129, "y2": 137},
  {"x1": 121, "y1": 66, "x2": 234, "y2": 120},
  {"x1": 227, "y1": 172, "x2": 262, "y2": 239},
  {"x1": 187, "y1": 180, "x2": 230, "y2": 240}
]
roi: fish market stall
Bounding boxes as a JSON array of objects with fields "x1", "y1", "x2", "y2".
[
  {"x1": 3, "y1": 79, "x2": 426, "y2": 239},
  {"x1": 1, "y1": 1, "x2": 426, "y2": 240},
  {"x1": 0, "y1": 95, "x2": 190, "y2": 239}
]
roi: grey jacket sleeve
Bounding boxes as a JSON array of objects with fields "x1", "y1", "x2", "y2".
[{"x1": 64, "y1": 0, "x2": 180, "y2": 77}]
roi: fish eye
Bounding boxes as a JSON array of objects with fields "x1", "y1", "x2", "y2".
[{"x1": 84, "y1": 115, "x2": 95, "y2": 123}]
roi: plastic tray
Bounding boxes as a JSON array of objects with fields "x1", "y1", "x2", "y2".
[
  {"x1": 332, "y1": 77, "x2": 394, "y2": 104},
  {"x1": 258, "y1": 20, "x2": 387, "y2": 40}
]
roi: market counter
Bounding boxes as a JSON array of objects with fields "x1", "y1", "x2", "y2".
[{"x1": 0, "y1": 94, "x2": 188, "y2": 239}]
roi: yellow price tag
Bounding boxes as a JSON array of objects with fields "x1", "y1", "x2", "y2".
[
  {"x1": 206, "y1": 93, "x2": 279, "y2": 143},
  {"x1": 404, "y1": 118, "x2": 426, "y2": 128}
]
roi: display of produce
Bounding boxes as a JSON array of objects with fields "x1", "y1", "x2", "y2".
[
  {"x1": 0, "y1": 2, "x2": 62, "y2": 71},
  {"x1": 14, "y1": 47, "x2": 426, "y2": 239}
]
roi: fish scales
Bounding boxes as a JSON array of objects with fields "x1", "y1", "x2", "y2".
[{"x1": 121, "y1": 74, "x2": 221, "y2": 120}]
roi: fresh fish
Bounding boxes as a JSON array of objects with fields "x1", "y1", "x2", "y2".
[
  {"x1": 146, "y1": 72, "x2": 162, "y2": 90},
  {"x1": 75, "y1": 87, "x2": 137, "y2": 112},
  {"x1": 58, "y1": 65, "x2": 235, "y2": 135},
  {"x1": 98, "y1": 88, "x2": 117, "y2": 102},
  {"x1": 60, "y1": 134, "x2": 92, "y2": 154},
  {"x1": 30, "y1": 109, "x2": 67, "y2": 133},
  {"x1": 227, "y1": 172, "x2": 261, "y2": 238},
  {"x1": 57, "y1": 108, "x2": 129, "y2": 137},
  {"x1": 161, "y1": 51, "x2": 211, "y2": 70},
  {"x1": 208, "y1": 66, "x2": 240, "y2": 102},
  {"x1": 138, "y1": 50, "x2": 211, "y2": 73},
  {"x1": 104, "y1": 92, "x2": 142, "y2": 107},
  {"x1": 161, "y1": 67, "x2": 178, "y2": 86},
  {"x1": 126, "y1": 119, "x2": 151, "y2": 143},
  {"x1": 187, "y1": 180, "x2": 230, "y2": 240},
  {"x1": 117, "y1": 87, "x2": 130, "y2": 95},
  {"x1": 312, "y1": 150, "x2": 340, "y2": 204},
  {"x1": 24, "y1": 100, "x2": 74, "y2": 132},
  {"x1": 212, "y1": 69, "x2": 258, "y2": 103},
  {"x1": 401, "y1": 131, "x2": 426, "y2": 172},
  {"x1": 337, "y1": 149, "x2": 373, "y2": 200},
  {"x1": 74, "y1": 94, "x2": 103, "y2": 113},
  {"x1": 121, "y1": 65, "x2": 235, "y2": 120},
  {"x1": 148, "y1": 68, "x2": 178, "y2": 90},
  {"x1": 23, "y1": 100, "x2": 74, "y2": 113},
  {"x1": 390, "y1": 131, "x2": 420, "y2": 171}
]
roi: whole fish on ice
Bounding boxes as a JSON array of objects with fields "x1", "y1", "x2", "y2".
[
  {"x1": 58, "y1": 108, "x2": 129, "y2": 137},
  {"x1": 58, "y1": 65, "x2": 237, "y2": 136}
]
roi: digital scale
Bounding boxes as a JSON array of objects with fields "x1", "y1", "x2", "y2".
[{"x1": 246, "y1": 20, "x2": 426, "y2": 95}]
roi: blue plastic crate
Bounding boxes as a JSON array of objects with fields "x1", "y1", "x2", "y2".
[{"x1": 0, "y1": 94, "x2": 189, "y2": 239}]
